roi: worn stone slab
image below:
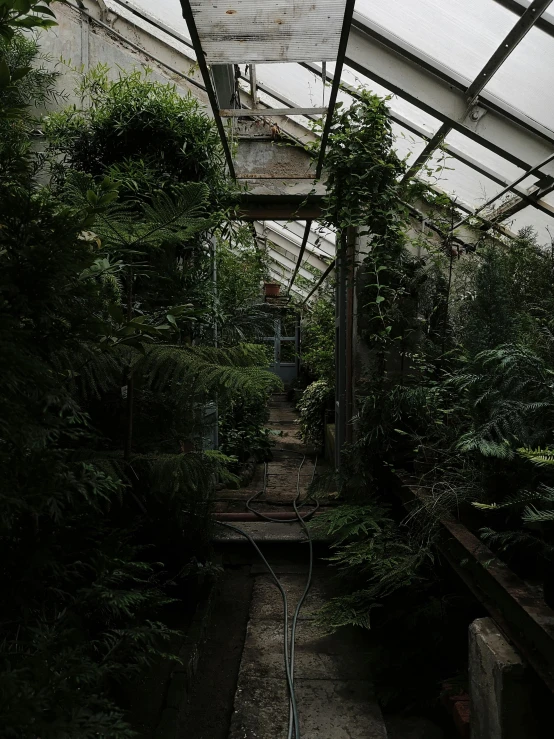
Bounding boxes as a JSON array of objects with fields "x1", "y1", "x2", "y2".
[
  {"x1": 296, "y1": 679, "x2": 387, "y2": 739},
  {"x1": 213, "y1": 520, "x2": 311, "y2": 543},
  {"x1": 229, "y1": 675, "x2": 386, "y2": 739},
  {"x1": 469, "y1": 617, "x2": 538, "y2": 739},
  {"x1": 240, "y1": 619, "x2": 372, "y2": 680},
  {"x1": 250, "y1": 574, "x2": 331, "y2": 621},
  {"x1": 228, "y1": 675, "x2": 289, "y2": 739},
  {"x1": 385, "y1": 716, "x2": 444, "y2": 739}
]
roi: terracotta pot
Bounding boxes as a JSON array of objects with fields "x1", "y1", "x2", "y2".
[{"x1": 264, "y1": 282, "x2": 281, "y2": 297}]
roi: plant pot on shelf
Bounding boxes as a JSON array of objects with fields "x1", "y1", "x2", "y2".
[{"x1": 264, "y1": 282, "x2": 280, "y2": 298}]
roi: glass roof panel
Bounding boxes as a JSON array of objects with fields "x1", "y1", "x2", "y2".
[
  {"x1": 121, "y1": 0, "x2": 192, "y2": 40},
  {"x1": 484, "y1": 26, "x2": 554, "y2": 133},
  {"x1": 443, "y1": 130, "x2": 526, "y2": 184},
  {"x1": 255, "y1": 64, "x2": 325, "y2": 108},
  {"x1": 354, "y1": 0, "x2": 516, "y2": 80},
  {"x1": 340, "y1": 64, "x2": 443, "y2": 136},
  {"x1": 501, "y1": 205, "x2": 554, "y2": 246},
  {"x1": 391, "y1": 123, "x2": 427, "y2": 165},
  {"x1": 418, "y1": 151, "x2": 508, "y2": 211}
]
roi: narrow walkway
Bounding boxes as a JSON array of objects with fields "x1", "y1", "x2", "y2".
[{"x1": 216, "y1": 394, "x2": 388, "y2": 739}]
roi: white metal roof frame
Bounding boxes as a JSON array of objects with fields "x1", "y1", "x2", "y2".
[{"x1": 70, "y1": 0, "x2": 554, "y2": 295}]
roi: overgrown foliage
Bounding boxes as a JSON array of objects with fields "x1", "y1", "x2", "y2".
[
  {"x1": 0, "y1": 11, "x2": 279, "y2": 734},
  {"x1": 316, "y1": 87, "x2": 554, "y2": 662}
]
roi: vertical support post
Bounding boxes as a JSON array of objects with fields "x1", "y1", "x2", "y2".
[
  {"x1": 295, "y1": 314, "x2": 301, "y2": 379},
  {"x1": 345, "y1": 226, "x2": 356, "y2": 443},
  {"x1": 80, "y1": 15, "x2": 90, "y2": 71},
  {"x1": 212, "y1": 235, "x2": 219, "y2": 448},
  {"x1": 250, "y1": 63, "x2": 258, "y2": 108},
  {"x1": 335, "y1": 230, "x2": 348, "y2": 470},
  {"x1": 274, "y1": 317, "x2": 281, "y2": 367}
]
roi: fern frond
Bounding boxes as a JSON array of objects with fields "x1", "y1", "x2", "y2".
[
  {"x1": 518, "y1": 447, "x2": 554, "y2": 466},
  {"x1": 136, "y1": 343, "x2": 281, "y2": 402},
  {"x1": 522, "y1": 505, "x2": 554, "y2": 523},
  {"x1": 472, "y1": 489, "x2": 544, "y2": 511}
]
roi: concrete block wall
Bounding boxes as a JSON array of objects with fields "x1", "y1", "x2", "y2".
[{"x1": 468, "y1": 618, "x2": 539, "y2": 739}]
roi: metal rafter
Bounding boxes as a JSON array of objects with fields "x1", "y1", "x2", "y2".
[
  {"x1": 492, "y1": 0, "x2": 554, "y2": 38},
  {"x1": 300, "y1": 259, "x2": 336, "y2": 306},
  {"x1": 489, "y1": 180, "x2": 554, "y2": 221},
  {"x1": 346, "y1": 13, "x2": 554, "y2": 174},
  {"x1": 467, "y1": 0, "x2": 553, "y2": 103},
  {"x1": 286, "y1": 0, "x2": 355, "y2": 294},
  {"x1": 286, "y1": 220, "x2": 313, "y2": 294},
  {"x1": 315, "y1": 0, "x2": 356, "y2": 179},
  {"x1": 403, "y1": 0, "x2": 553, "y2": 183},
  {"x1": 452, "y1": 152, "x2": 554, "y2": 232},
  {"x1": 179, "y1": 1, "x2": 236, "y2": 177}
]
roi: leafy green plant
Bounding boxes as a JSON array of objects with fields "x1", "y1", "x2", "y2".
[
  {"x1": 0, "y1": 13, "x2": 281, "y2": 734},
  {"x1": 310, "y1": 503, "x2": 433, "y2": 631},
  {"x1": 301, "y1": 287, "x2": 335, "y2": 383},
  {"x1": 297, "y1": 379, "x2": 333, "y2": 446}
]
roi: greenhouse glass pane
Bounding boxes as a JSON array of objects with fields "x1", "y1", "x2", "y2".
[
  {"x1": 255, "y1": 64, "x2": 326, "y2": 108},
  {"x1": 485, "y1": 27, "x2": 554, "y2": 133},
  {"x1": 443, "y1": 131, "x2": 525, "y2": 184},
  {"x1": 354, "y1": 0, "x2": 516, "y2": 80},
  {"x1": 391, "y1": 123, "x2": 427, "y2": 165},
  {"x1": 501, "y1": 205, "x2": 554, "y2": 247},
  {"x1": 340, "y1": 64, "x2": 443, "y2": 136},
  {"x1": 120, "y1": 0, "x2": 192, "y2": 40},
  {"x1": 418, "y1": 152, "x2": 508, "y2": 211}
]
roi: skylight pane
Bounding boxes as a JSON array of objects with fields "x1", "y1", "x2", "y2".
[
  {"x1": 418, "y1": 152, "x2": 508, "y2": 211},
  {"x1": 484, "y1": 26, "x2": 554, "y2": 133},
  {"x1": 116, "y1": 0, "x2": 192, "y2": 40},
  {"x1": 340, "y1": 64, "x2": 443, "y2": 136},
  {"x1": 254, "y1": 64, "x2": 325, "y2": 108},
  {"x1": 502, "y1": 205, "x2": 554, "y2": 246},
  {"x1": 443, "y1": 131, "x2": 526, "y2": 184},
  {"x1": 354, "y1": 0, "x2": 516, "y2": 80},
  {"x1": 391, "y1": 123, "x2": 426, "y2": 165}
]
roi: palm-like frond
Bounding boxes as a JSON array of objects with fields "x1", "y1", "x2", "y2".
[
  {"x1": 136, "y1": 343, "x2": 282, "y2": 402},
  {"x1": 518, "y1": 447, "x2": 554, "y2": 467},
  {"x1": 95, "y1": 182, "x2": 212, "y2": 251}
]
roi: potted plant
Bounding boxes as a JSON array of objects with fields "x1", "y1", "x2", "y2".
[{"x1": 264, "y1": 281, "x2": 281, "y2": 298}]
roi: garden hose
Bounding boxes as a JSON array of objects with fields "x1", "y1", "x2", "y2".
[{"x1": 213, "y1": 455, "x2": 318, "y2": 739}]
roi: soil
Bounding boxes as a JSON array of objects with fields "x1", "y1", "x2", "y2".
[{"x1": 178, "y1": 567, "x2": 254, "y2": 739}]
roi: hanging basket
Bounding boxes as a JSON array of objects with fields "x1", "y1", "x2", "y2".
[{"x1": 264, "y1": 282, "x2": 281, "y2": 298}]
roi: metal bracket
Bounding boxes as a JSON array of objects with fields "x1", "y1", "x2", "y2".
[
  {"x1": 467, "y1": 105, "x2": 488, "y2": 124},
  {"x1": 96, "y1": 0, "x2": 115, "y2": 26}
]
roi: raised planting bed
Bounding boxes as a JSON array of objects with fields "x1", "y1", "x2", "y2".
[{"x1": 393, "y1": 471, "x2": 554, "y2": 695}]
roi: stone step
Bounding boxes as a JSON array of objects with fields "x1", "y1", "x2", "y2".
[
  {"x1": 249, "y1": 573, "x2": 334, "y2": 620},
  {"x1": 228, "y1": 675, "x2": 387, "y2": 739},
  {"x1": 213, "y1": 520, "x2": 324, "y2": 544},
  {"x1": 240, "y1": 618, "x2": 372, "y2": 681}
]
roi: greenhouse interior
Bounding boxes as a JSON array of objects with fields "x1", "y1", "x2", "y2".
[{"x1": 3, "y1": 0, "x2": 554, "y2": 736}]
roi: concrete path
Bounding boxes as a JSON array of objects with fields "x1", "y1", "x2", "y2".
[
  {"x1": 217, "y1": 394, "x2": 388, "y2": 738},
  {"x1": 228, "y1": 568, "x2": 387, "y2": 739}
]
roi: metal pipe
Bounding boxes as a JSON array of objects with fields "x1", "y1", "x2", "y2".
[{"x1": 286, "y1": 220, "x2": 313, "y2": 295}]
